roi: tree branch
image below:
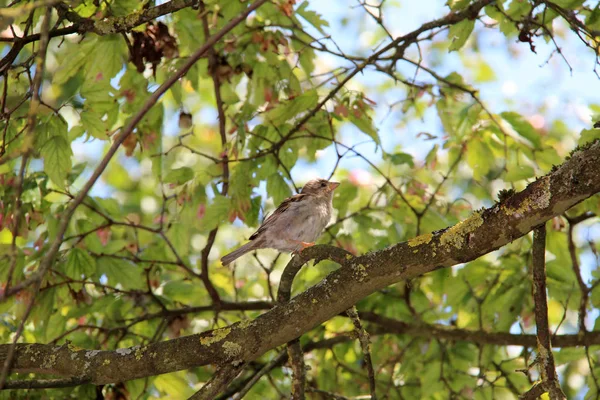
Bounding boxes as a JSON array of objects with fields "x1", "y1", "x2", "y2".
[
  {"x1": 2, "y1": 140, "x2": 600, "y2": 385},
  {"x1": 359, "y1": 312, "x2": 600, "y2": 348},
  {"x1": 0, "y1": 5, "x2": 52, "y2": 390},
  {"x1": 198, "y1": 0, "x2": 229, "y2": 306},
  {"x1": 188, "y1": 363, "x2": 246, "y2": 400},
  {"x1": 277, "y1": 255, "x2": 312, "y2": 399},
  {"x1": 531, "y1": 225, "x2": 566, "y2": 400},
  {"x1": 0, "y1": 0, "x2": 199, "y2": 73},
  {"x1": 346, "y1": 306, "x2": 377, "y2": 400}
]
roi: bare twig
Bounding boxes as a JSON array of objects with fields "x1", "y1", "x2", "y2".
[
  {"x1": 198, "y1": 0, "x2": 230, "y2": 306},
  {"x1": 278, "y1": 255, "x2": 309, "y2": 399},
  {"x1": 567, "y1": 220, "x2": 589, "y2": 332},
  {"x1": 188, "y1": 363, "x2": 246, "y2": 400},
  {"x1": 346, "y1": 306, "x2": 377, "y2": 399},
  {"x1": 0, "y1": 6, "x2": 52, "y2": 390},
  {"x1": 231, "y1": 349, "x2": 288, "y2": 400},
  {"x1": 531, "y1": 225, "x2": 566, "y2": 400}
]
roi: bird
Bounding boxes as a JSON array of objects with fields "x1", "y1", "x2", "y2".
[{"x1": 221, "y1": 178, "x2": 340, "y2": 266}]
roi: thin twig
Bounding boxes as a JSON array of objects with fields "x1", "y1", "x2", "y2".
[
  {"x1": 0, "y1": 6, "x2": 52, "y2": 389},
  {"x1": 531, "y1": 224, "x2": 566, "y2": 400},
  {"x1": 346, "y1": 306, "x2": 377, "y2": 399},
  {"x1": 188, "y1": 363, "x2": 246, "y2": 400},
  {"x1": 2, "y1": 0, "x2": 270, "y2": 301}
]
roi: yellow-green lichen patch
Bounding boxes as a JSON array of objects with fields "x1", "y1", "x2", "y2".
[
  {"x1": 345, "y1": 254, "x2": 353, "y2": 260},
  {"x1": 238, "y1": 319, "x2": 253, "y2": 329},
  {"x1": 352, "y1": 263, "x2": 369, "y2": 282},
  {"x1": 440, "y1": 211, "x2": 484, "y2": 249},
  {"x1": 222, "y1": 341, "x2": 242, "y2": 358},
  {"x1": 67, "y1": 342, "x2": 82, "y2": 352},
  {"x1": 41, "y1": 354, "x2": 57, "y2": 369},
  {"x1": 311, "y1": 298, "x2": 318, "y2": 304},
  {"x1": 200, "y1": 327, "x2": 231, "y2": 346},
  {"x1": 102, "y1": 359, "x2": 111, "y2": 366},
  {"x1": 503, "y1": 176, "x2": 551, "y2": 217},
  {"x1": 408, "y1": 233, "x2": 433, "y2": 247},
  {"x1": 134, "y1": 346, "x2": 147, "y2": 361}
]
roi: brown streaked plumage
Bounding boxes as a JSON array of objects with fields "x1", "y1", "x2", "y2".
[{"x1": 221, "y1": 178, "x2": 340, "y2": 266}]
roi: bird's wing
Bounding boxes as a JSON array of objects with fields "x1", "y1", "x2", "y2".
[{"x1": 249, "y1": 193, "x2": 307, "y2": 240}]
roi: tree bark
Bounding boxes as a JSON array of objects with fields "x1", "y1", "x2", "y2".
[{"x1": 3, "y1": 140, "x2": 600, "y2": 385}]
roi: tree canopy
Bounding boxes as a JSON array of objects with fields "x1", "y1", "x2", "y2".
[{"x1": 1, "y1": 0, "x2": 600, "y2": 399}]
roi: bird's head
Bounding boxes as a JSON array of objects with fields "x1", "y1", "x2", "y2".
[{"x1": 300, "y1": 178, "x2": 340, "y2": 198}]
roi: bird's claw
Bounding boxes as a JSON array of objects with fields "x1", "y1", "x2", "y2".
[{"x1": 292, "y1": 241, "x2": 315, "y2": 255}]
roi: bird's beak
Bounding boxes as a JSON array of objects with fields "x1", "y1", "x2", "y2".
[{"x1": 327, "y1": 181, "x2": 340, "y2": 191}]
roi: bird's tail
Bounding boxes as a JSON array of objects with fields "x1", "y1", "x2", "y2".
[{"x1": 221, "y1": 242, "x2": 256, "y2": 266}]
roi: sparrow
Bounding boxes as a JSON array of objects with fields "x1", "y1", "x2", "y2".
[{"x1": 221, "y1": 178, "x2": 340, "y2": 266}]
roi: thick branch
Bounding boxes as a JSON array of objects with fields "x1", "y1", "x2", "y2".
[
  {"x1": 57, "y1": 0, "x2": 199, "y2": 36},
  {"x1": 0, "y1": 0, "x2": 198, "y2": 73},
  {"x1": 3, "y1": 141, "x2": 600, "y2": 384}
]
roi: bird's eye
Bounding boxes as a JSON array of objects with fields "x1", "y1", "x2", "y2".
[{"x1": 320, "y1": 182, "x2": 327, "y2": 187}]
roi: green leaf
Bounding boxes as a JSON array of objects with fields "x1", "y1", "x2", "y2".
[
  {"x1": 44, "y1": 313, "x2": 66, "y2": 343},
  {"x1": 500, "y1": 112, "x2": 542, "y2": 149},
  {"x1": 220, "y1": 83, "x2": 240, "y2": 105},
  {"x1": 333, "y1": 184, "x2": 358, "y2": 217},
  {"x1": 80, "y1": 110, "x2": 108, "y2": 139},
  {"x1": 298, "y1": 46, "x2": 315, "y2": 75},
  {"x1": 448, "y1": 0, "x2": 472, "y2": 10},
  {"x1": 81, "y1": 78, "x2": 113, "y2": 103},
  {"x1": 425, "y1": 144, "x2": 439, "y2": 165},
  {"x1": 388, "y1": 152, "x2": 414, "y2": 167},
  {"x1": 154, "y1": 372, "x2": 195, "y2": 398},
  {"x1": 229, "y1": 163, "x2": 253, "y2": 197},
  {"x1": 349, "y1": 114, "x2": 380, "y2": 145},
  {"x1": 579, "y1": 128, "x2": 600, "y2": 145},
  {"x1": 168, "y1": 222, "x2": 190, "y2": 257},
  {"x1": 466, "y1": 139, "x2": 494, "y2": 180},
  {"x1": 164, "y1": 167, "x2": 194, "y2": 185},
  {"x1": 551, "y1": 0, "x2": 585, "y2": 8},
  {"x1": 93, "y1": 197, "x2": 123, "y2": 218},
  {"x1": 201, "y1": 195, "x2": 231, "y2": 231},
  {"x1": 546, "y1": 260, "x2": 576, "y2": 284},
  {"x1": 267, "y1": 90, "x2": 318, "y2": 125},
  {"x1": 296, "y1": 2, "x2": 329, "y2": 35},
  {"x1": 41, "y1": 136, "x2": 73, "y2": 187},
  {"x1": 65, "y1": 248, "x2": 96, "y2": 279},
  {"x1": 125, "y1": 379, "x2": 148, "y2": 400},
  {"x1": 97, "y1": 257, "x2": 143, "y2": 289},
  {"x1": 267, "y1": 173, "x2": 291, "y2": 205},
  {"x1": 246, "y1": 196, "x2": 262, "y2": 227},
  {"x1": 162, "y1": 281, "x2": 205, "y2": 305},
  {"x1": 37, "y1": 115, "x2": 69, "y2": 147},
  {"x1": 504, "y1": 165, "x2": 535, "y2": 182},
  {"x1": 111, "y1": 0, "x2": 140, "y2": 16},
  {"x1": 31, "y1": 287, "x2": 55, "y2": 332},
  {"x1": 52, "y1": 41, "x2": 93, "y2": 85},
  {"x1": 86, "y1": 36, "x2": 125, "y2": 80},
  {"x1": 448, "y1": 19, "x2": 475, "y2": 51}
]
